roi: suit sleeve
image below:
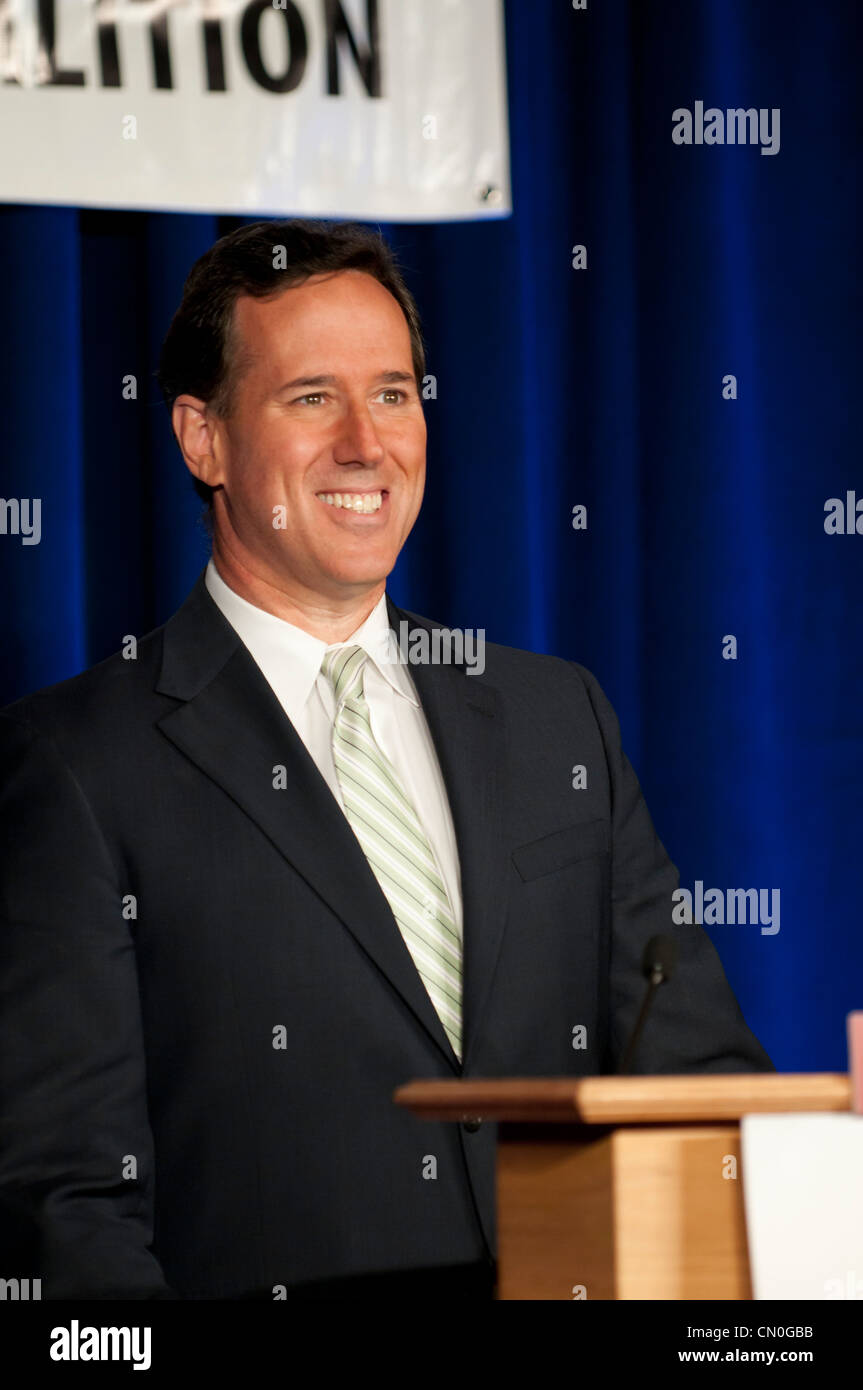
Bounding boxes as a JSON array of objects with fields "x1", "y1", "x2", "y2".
[
  {"x1": 571, "y1": 664, "x2": 775, "y2": 1075},
  {"x1": 0, "y1": 713, "x2": 177, "y2": 1298}
]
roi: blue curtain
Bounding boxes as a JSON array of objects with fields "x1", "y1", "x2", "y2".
[{"x1": 1, "y1": 0, "x2": 860, "y2": 1071}]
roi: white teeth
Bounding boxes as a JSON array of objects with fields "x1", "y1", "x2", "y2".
[{"x1": 316, "y1": 491, "x2": 383, "y2": 513}]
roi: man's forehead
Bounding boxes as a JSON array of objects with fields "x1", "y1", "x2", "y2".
[
  {"x1": 235, "y1": 270, "x2": 405, "y2": 332},
  {"x1": 230, "y1": 271, "x2": 412, "y2": 373}
]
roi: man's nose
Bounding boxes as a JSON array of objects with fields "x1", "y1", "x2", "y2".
[{"x1": 332, "y1": 402, "x2": 385, "y2": 466}]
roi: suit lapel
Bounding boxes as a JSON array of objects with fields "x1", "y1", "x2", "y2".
[{"x1": 154, "y1": 571, "x2": 508, "y2": 1075}]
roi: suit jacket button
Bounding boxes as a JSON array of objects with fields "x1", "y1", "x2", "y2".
[{"x1": 462, "y1": 1116, "x2": 483, "y2": 1133}]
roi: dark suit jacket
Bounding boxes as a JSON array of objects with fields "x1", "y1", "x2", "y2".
[{"x1": 0, "y1": 569, "x2": 772, "y2": 1298}]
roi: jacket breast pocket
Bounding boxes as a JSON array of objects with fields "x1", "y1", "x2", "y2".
[{"x1": 510, "y1": 818, "x2": 610, "y2": 883}]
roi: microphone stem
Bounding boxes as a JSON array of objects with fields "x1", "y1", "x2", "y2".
[{"x1": 617, "y1": 973, "x2": 662, "y2": 1075}]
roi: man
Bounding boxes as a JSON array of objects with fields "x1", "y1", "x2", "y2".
[{"x1": 0, "y1": 219, "x2": 772, "y2": 1301}]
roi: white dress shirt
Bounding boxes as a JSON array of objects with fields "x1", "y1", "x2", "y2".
[{"x1": 204, "y1": 559, "x2": 463, "y2": 933}]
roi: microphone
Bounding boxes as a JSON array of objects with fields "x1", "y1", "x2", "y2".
[{"x1": 616, "y1": 934, "x2": 678, "y2": 1075}]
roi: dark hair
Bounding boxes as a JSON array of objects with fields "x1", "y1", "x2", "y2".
[{"x1": 156, "y1": 218, "x2": 426, "y2": 507}]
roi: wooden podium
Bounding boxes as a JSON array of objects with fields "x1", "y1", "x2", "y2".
[{"x1": 394, "y1": 1073, "x2": 851, "y2": 1300}]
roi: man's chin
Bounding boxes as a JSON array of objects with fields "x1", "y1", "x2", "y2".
[
  {"x1": 325, "y1": 571, "x2": 393, "y2": 597},
  {"x1": 293, "y1": 557, "x2": 390, "y2": 598},
  {"x1": 315, "y1": 551, "x2": 400, "y2": 595}
]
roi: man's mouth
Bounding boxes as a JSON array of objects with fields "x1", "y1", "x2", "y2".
[{"x1": 315, "y1": 490, "x2": 386, "y2": 514}]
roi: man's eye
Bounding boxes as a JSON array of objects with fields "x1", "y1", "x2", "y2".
[
  {"x1": 377, "y1": 389, "x2": 406, "y2": 404},
  {"x1": 296, "y1": 393, "x2": 326, "y2": 405}
]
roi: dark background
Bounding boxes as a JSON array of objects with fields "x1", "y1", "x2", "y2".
[{"x1": 1, "y1": 0, "x2": 860, "y2": 1070}]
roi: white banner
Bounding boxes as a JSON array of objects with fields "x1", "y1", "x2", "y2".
[{"x1": 0, "y1": 0, "x2": 511, "y2": 221}]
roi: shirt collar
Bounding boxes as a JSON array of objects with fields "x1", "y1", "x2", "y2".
[{"x1": 204, "y1": 559, "x2": 419, "y2": 722}]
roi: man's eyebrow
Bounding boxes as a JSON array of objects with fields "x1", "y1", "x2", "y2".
[
  {"x1": 277, "y1": 370, "x2": 416, "y2": 392},
  {"x1": 278, "y1": 374, "x2": 338, "y2": 391},
  {"x1": 374, "y1": 370, "x2": 416, "y2": 385}
]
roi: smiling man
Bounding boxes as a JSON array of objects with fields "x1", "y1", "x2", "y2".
[
  {"x1": 0, "y1": 219, "x2": 773, "y2": 1302},
  {"x1": 171, "y1": 260, "x2": 427, "y2": 639}
]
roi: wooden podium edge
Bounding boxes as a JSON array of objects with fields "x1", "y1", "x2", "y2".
[{"x1": 393, "y1": 1073, "x2": 851, "y2": 1124}]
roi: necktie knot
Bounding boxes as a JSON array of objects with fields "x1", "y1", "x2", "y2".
[{"x1": 321, "y1": 644, "x2": 367, "y2": 706}]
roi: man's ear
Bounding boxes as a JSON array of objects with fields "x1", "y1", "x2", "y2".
[{"x1": 171, "y1": 395, "x2": 225, "y2": 495}]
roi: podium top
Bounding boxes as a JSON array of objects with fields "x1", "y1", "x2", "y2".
[{"x1": 393, "y1": 1074, "x2": 851, "y2": 1124}]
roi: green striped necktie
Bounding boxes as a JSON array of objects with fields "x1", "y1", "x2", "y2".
[{"x1": 320, "y1": 644, "x2": 463, "y2": 1060}]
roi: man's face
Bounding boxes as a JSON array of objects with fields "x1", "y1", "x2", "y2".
[{"x1": 207, "y1": 269, "x2": 426, "y2": 602}]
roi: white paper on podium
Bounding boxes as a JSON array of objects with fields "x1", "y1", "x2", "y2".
[{"x1": 741, "y1": 1113, "x2": 863, "y2": 1300}]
